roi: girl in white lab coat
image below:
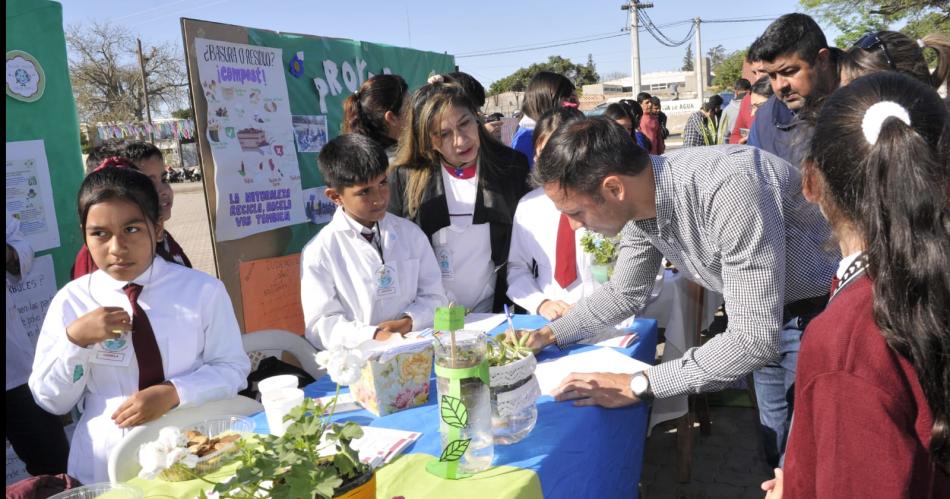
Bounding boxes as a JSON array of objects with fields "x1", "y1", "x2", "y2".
[
  {"x1": 301, "y1": 133, "x2": 445, "y2": 350},
  {"x1": 29, "y1": 167, "x2": 250, "y2": 484}
]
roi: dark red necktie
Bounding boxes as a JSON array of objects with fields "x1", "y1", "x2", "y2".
[
  {"x1": 829, "y1": 275, "x2": 840, "y2": 295},
  {"x1": 361, "y1": 231, "x2": 374, "y2": 243},
  {"x1": 123, "y1": 283, "x2": 165, "y2": 390},
  {"x1": 554, "y1": 214, "x2": 578, "y2": 288}
]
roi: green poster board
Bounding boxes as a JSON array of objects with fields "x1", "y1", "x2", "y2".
[
  {"x1": 181, "y1": 18, "x2": 454, "y2": 331},
  {"x1": 6, "y1": 0, "x2": 84, "y2": 288}
]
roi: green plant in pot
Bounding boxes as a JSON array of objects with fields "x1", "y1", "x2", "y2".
[
  {"x1": 203, "y1": 344, "x2": 375, "y2": 499},
  {"x1": 487, "y1": 335, "x2": 540, "y2": 445},
  {"x1": 580, "y1": 231, "x2": 619, "y2": 284}
]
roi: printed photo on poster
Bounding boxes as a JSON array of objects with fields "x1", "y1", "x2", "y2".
[
  {"x1": 302, "y1": 187, "x2": 335, "y2": 225},
  {"x1": 5, "y1": 140, "x2": 60, "y2": 251},
  {"x1": 194, "y1": 38, "x2": 306, "y2": 242},
  {"x1": 292, "y1": 115, "x2": 328, "y2": 153}
]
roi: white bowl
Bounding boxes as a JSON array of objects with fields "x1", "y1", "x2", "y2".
[{"x1": 49, "y1": 483, "x2": 142, "y2": 499}]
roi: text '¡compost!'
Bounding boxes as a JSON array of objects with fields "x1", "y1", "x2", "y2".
[{"x1": 228, "y1": 189, "x2": 292, "y2": 228}]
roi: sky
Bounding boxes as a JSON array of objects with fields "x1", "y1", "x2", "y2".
[{"x1": 59, "y1": 0, "x2": 839, "y2": 90}]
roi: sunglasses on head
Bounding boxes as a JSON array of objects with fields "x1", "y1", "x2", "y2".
[{"x1": 854, "y1": 32, "x2": 897, "y2": 71}]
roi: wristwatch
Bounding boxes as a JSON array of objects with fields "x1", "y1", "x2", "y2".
[{"x1": 630, "y1": 372, "x2": 653, "y2": 401}]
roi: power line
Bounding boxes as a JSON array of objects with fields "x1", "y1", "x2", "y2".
[
  {"x1": 456, "y1": 32, "x2": 628, "y2": 59},
  {"x1": 454, "y1": 30, "x2": 625, "y2": 57}
]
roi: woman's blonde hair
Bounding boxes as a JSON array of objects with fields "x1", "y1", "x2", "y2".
[{"x1": 391, "y1": 81, "x2": 501, "y2": 217}]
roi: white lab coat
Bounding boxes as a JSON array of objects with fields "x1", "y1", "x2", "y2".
[
  {"x1": 301, "y1": 209, "x2": 446, "y2": 350},
  {"x1": 6, "y1": 212, "x2": 35, "y2": 391},
  {"x1": 29, "y1": 257, "x2": 250, "y2": 484},
  {"x1": 507, "y1": 188, "x2": 597, "y2": 314}
]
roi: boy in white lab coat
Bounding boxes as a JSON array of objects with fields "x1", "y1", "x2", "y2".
[{"x1": 301, "y1": 134, "x2": 445, "y2": 350}]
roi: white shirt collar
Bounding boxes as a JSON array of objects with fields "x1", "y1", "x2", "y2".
[
  {"x1": 92, "y1": 255, "x2": 164, "y2": 291},
  {"x1": 332, "y1": 207, "x2": 382, "y2": 237},
  {"x1": 518, "y1": 116, "x2": 536, "y2": 130},
  {"x1": 836, "y1": 251, "x2": 863, "y2": 279}
]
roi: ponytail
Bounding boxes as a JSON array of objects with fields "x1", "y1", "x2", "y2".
[
  {"x1": 810, "y1": 72, "x2": 950, "y2": 472},
  {"x1": 339, "y1": 74, "x2": 408, "y2": 149},
  {"x1": 341, "y1": 92, "x2": 361, "y2": 135},
  {"x1": 921, "y1": 33, "x2": 950, "y2": 91}
]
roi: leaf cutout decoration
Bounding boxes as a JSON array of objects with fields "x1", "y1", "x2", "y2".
[
  {"x1": 439, "y1": 438, "x2": 471, "y2": 462},
  {"x1": 440, "y1": 395, "x2": 468, "y2": 429}
]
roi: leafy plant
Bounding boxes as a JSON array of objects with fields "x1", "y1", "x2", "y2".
[
  {"x1": 202, "y1": 397, "x2": 370, "y2": 499},
  {"x1": 487, "y1": 336, "x2": 532, "y2": 367},
  {"x1": 579, "y1": 232, "x2": 619, "y2": 265}
]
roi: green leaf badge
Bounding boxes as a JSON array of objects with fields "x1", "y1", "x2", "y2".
[
  {"x1": 72, "y1": 365, "x2": 84, "y2": 382},
  {"x1": 440, "y1": 395, "x2": 468, "y2": 429},
  {"x1": 439, "y1": 438, "x2": 471, "y2": 462}
]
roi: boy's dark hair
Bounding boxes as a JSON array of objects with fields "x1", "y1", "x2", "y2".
[
  {"x1": 123, "y1": 141, "x2": 163, "y2": 166},
  {"x1": 85, "y1": 139, "x2": 125, "y2": 174},
  {"x1": 534, "y1": 117, "x2": 651, "y2": 197},
  {"x1": 445, "y1": 72, "x2": 487, "y2": 108},
  {"x1": 748, "y1": 13, "x2": 828, "y2": 65},
  {"x1": 735, "y1": 78, "x2": 752, "y2": 92},
  {"x1": 317, "y1": 133, "x2": 388, "y2": 190},
  {"x1": 752, "y1": 75, "x2": 774, "y2": 97},
  {"x1": 636, "y1": 92, "x2": 652, "y2": 104},
  {"x1": 78, "y1": 166, "x2": 160, "y2": 234}
]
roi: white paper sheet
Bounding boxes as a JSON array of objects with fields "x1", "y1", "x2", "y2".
[
  {"x1": 349, "y1": 426, "x2": 421, "y2": 468},
  {"x1": 463, "y1": 313, "x2": 507, "y2": 333},
  {"x1": 5, "y1": 140, "x2": 60, "y2": 251},
  {"x1": 534, "y1": 347, "x2": 652, "y2": 396}
]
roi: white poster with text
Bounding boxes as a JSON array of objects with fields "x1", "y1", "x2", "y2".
[
  {"x1": 194, "y1": 38, "x2": 305, "y2": 241},
  {"x1": 7, "y1": 254, "x2": 57, "y2": 347},
  {"x1": 5, "y1": 140, "x2": 60, "y2": 251}
]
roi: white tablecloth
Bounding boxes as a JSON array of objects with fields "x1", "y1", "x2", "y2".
[{"x1": 642, "y1": 269, "x2": 722, "y2": 433}]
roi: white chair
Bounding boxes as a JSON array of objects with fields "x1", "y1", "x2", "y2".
[
  {"x1": 241, "y1": 329, "x2": 325, "y2": 380},
  {"x1": 107, "y1": 395, "x2": 263, "y2": 483}
]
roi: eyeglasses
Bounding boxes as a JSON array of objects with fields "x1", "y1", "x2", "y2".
[{"x1": 854, "y1": 32, "x2": 897, "y2": 71}]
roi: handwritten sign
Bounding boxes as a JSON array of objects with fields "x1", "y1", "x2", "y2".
[
  {"x1": 239, "y1": 254, "x2": 304, "y2": 334},
  {"x1": 8, "y1": 254, "x2": 57, "y2": 346}
]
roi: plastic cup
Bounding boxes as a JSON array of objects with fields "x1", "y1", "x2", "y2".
[
  {"x1": 258, "y1": 374, "x2": 299, "y2": 397},
  {"x1": 261, "y1": 387, "x2": 304, "y2": 437}
]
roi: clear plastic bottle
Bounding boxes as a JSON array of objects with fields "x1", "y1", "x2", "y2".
[{"x1": 433, "y1": 330, "x2": 494, "y2": 474}]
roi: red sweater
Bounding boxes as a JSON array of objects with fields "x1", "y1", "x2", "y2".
[
  {"x1": 728, "y1": 94, "x2": 752, "y2": 144},
  {"x1": 784, "y1": 276, "x2": 949, "y2": 498},
  {"x1": 639, "y1": 113, "x2": 665, "y2": 155}
]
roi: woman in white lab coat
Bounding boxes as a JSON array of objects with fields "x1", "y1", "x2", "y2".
[
  {"x1": 29, "y1": 167, "x2": 250, "y2": 484},
  {"x1": 301, "y1": 133, "x2": 445, "y2": 350},
  {"x1": 388, "y1": 77, "x2": 530, "y2": 313}
]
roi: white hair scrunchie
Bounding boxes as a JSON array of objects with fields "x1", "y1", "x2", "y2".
[
  {"x1": 861, "y1": 101, "x2": 911, "y2": 145},
  {"x1": 427, "y1": 74, "x2": 444, "y2": 85},
  {"x1": 917, "y1": 38, "x2": 926, "y2": 48}
]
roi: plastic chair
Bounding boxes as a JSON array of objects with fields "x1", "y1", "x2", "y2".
[
  {"x1": 241, "y1": 329, "x2": 325, "y2": 380},
  {"x1": 107, "y1": 395, "x2": 263, "y2": 483}
]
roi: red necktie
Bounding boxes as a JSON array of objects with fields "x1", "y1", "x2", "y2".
[
  {"x1": 123, "y1": 283, "x2": 165, "y2": 390},
  {"x1": 361, "y1": 231, "x2": 374, "y2": 243},
  {"x1": 829, "y1": 275, "x2": 840, "y2": 295},
  {"x1": 554, "y1": 214, "x2": 578, "y2": 288}
]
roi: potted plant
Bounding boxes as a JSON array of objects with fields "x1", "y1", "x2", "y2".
[
  {"x1": 580, "y1": 231, "x2": 619, "y2": 284},
  {"x1": 135, "y1": 344, "x2": 376, "y2": 498},
  {"x1": 486, "y1": 335, "x2": 540, "y2": 445}
]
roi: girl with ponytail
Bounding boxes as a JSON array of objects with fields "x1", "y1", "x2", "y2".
[
  {"x1": 764, "y1": 71, "x2": 949, "y2": 498},
  {"x1": 341, "y1": 74, "x2": 408, "y2": 157}
]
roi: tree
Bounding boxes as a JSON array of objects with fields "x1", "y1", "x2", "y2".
[
  {"x1": 487, "y1": 56, "x2": 600, "y2": 95},
  {"x1": 682, "y1": 45, "x2": 694, "y2": 71},
  {"x1": 67, "y1": 22, "x2": 188, "y2": 123},
  {"x1": 171, "y1": 108, "x2": 194, "y2": 120},
  {"x1": 800, "y1": 0, "x2": 949, "y2": 47},
  {"x1": 712, "y1": 49, "x2": 748, "y2": 89},
  {"x1": 601, "y1": 71, "x2": 629, "y2": 83},
  {"x1": 706, "y1": 45, "x2": 727, "y2": 69}
]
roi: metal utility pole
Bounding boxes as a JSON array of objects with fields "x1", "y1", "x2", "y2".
[
  {"x1": 137, "y1": 38, "x2": 153, "y2": 138},
  {"x1": 621, "y1": 1, "x2": 653, "y2": 97},
  {"x1": 693, "y1": 17, "x2": 705, "y2": 101}
]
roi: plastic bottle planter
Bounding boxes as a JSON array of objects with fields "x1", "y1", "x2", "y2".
[
  {"x1": 590, "y1": 263, "x2": 615, "y2": 284},
  {"x1": 427, "y1": 327, "x2": 494, "y2": 479},
  {"x1": 489, "y1": 353, "x2": 540, "y2": 445}
]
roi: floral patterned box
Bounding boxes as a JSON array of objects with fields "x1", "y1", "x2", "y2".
[{"x1": 350, "y1": 348, "x2": 433, "y2": 417}]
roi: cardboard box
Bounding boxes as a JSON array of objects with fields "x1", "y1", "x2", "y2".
[{"x1": 351, "y1": 348, "x2": 433, "y2": 417}]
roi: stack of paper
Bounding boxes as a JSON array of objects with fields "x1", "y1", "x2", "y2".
[
  {"x1": 534, "y1": 347, "x2": 652, "y2": 395},
  {"x1": 349, "y1": 426, "x2": 421, "y2": 468}
]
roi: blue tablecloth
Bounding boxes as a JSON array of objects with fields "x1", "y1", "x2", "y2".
[{"x1": 251, "y1": 315, "x2": 658, "y2": 499}]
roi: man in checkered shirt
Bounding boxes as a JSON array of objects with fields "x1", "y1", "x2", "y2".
[{"x1": 525, "y1": 117, "x2": 837, "y2": 467}]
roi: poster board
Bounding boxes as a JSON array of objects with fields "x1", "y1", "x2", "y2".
[
  {"x1": 6, "y1": 0, "x2": 84, "y2": 291},
  {"x1": 238, "y1": 254, "x2": 304, "y2": 334},
  {"x1": 181, "y1": 18, "x2": 455, "y2": 332}
]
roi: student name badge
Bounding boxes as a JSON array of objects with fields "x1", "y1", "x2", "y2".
[
  {"x1": 375, "y1": 264, "x2": 398, "y2": 298},
  {"x1": 434, "y1": 246, "x2": 455, "y2": 281},
  {"x1": 91, "y1": 333, "x2": 133, "y2": 367}
]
